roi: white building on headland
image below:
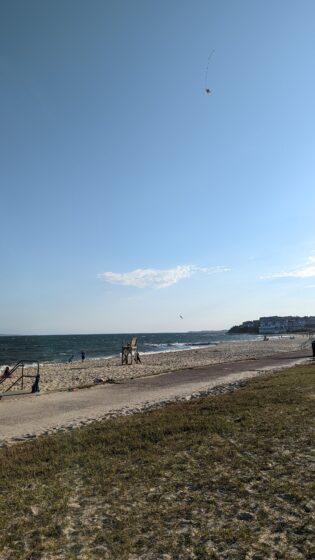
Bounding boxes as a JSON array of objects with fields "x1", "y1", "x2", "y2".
[{"x1": 259, "y1": 316, "x2": 315, "y2": 334}]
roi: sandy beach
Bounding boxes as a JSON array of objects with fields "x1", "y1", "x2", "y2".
[{"x1": 0, "y1": 334, "x2": 311, "y2": 394}]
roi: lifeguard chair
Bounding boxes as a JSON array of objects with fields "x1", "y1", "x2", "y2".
[{"x1": 121, "y1": 336, "x2": 138, "y2": 365}]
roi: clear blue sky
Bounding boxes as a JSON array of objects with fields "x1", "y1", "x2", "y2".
[{"x1": 1, "y1": 0, "x2": 315, "y2": 334}]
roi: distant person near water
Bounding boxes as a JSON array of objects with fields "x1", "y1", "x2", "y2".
[
  {"x1": 0, "y1": 366, "x2": 11, "y2": 380},
  {"x1": 81, "y1": 351, "x2": 85, "y2": 362},
  {"x1": 68, "y1": 355, "x2": 74, "y2": 363}
]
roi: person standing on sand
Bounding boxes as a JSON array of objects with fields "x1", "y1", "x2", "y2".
[
  {"x1": 81, "y1": 351, "x2": 85, "y2": 362},
  {"x1": 0, "y1": 366, "x2": 11, "y2": 380}
]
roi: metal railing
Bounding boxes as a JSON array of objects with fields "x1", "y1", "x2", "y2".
[{"x1": 0, "y1": 361, "x2": 40, "y2": 394}]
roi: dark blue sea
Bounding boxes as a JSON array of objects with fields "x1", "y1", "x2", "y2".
[{"x1": 0, "y1": 332, "x2": 262, "y2": 366}]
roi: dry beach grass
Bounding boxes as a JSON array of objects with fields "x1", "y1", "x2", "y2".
[{"x1": 0, "y1": 361, "x2": 314, "y2": 559}]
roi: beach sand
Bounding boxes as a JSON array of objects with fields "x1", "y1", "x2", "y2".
[
  {"x1": 0, "y1": 335, "x2": 312, "y2": 446},
  {"x1": 0, "y1": 334, "x2": 311, "y2": 394}
]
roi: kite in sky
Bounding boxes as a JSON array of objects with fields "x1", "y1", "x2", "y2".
[
  {"x1": 179, "y1": 315, "x2": 183, "y2": 319},
  {"x1": 204, "y1": 50, "x2": 215, "y2": 94}
]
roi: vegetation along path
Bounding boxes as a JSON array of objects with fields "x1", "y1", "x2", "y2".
[{"x1": 0, "y1": 359, "x2": 314, "y2": 559}]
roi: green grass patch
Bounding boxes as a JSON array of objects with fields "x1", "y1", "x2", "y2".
[{"x1": 0, "y1": 364, "x2": 314, "y2": 559}]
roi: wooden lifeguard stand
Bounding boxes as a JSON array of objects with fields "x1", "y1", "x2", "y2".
[{"x1": 121, "y1": 336, "x2": 138, "y2": 365}]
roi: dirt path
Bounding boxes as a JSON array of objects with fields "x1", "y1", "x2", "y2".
[{"x1": 0, "y1": 350, "x2": 311, "y2": 446}]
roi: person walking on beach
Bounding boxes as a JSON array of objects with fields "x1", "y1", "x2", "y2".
[{"x1": 81, "y1": 351, "x2": 85, "y2": 362}]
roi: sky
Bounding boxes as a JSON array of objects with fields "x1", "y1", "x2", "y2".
[{"x1": 1, "y1": 0, "x2": 315, "y2": 335}]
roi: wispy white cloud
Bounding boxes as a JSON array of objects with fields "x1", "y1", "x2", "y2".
[
  {"x1": 261, "y1": 256, "x2": 315, "y2": 280},
  {"x1": 98, "y1": 264, "x2": 230, "y2": 289}
]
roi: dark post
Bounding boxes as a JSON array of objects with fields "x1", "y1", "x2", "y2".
[
  {"x1": 312, "y1": 340, "x2": 315, "y2": 357},
  {"x1": 31, "y1": 373, "x2": 40, "y2": 393}
]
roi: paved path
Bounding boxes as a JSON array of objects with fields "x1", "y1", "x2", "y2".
[{"x1": 0, "y1": 350, "x2": 311, "y2": 445}]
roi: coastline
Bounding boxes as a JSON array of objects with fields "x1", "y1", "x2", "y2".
[{"x1": 0, "y1": 334, "x2": 311, "y2": 394}]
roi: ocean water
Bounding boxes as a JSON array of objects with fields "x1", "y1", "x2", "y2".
[{"x1": 0, "y1": 331, "x2": 262, "y2": 366}]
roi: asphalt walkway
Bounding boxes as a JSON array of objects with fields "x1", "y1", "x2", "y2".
[{"x1": 0, "y1": 349, "x2": 311, "y2": 445}]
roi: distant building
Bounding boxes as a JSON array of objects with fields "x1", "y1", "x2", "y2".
[
  {"x1": 304, "y1": 316, "x2": 315, "y2": 329},
  {"x1": 242, "y1": 321, "x2": 259, "y2": 329},
  {"x1": 259, "y1": 316, "x2": 289, "y2": 334},
  {"x1": 259, "y1": 315, "x2": 314, "y2": 334},
  {"x1": 229, "y1": 315, "x2": 315, "y2": 335}
]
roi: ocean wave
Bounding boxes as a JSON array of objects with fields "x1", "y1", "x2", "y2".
[
  {"x1": 189, "y1": 342, "x2": 218, "y2": 347},
  {"x1": 144, "y1": 341, "x2": 217, "y2": 349}
]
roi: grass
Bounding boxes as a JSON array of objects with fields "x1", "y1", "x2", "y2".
[{"x1": 0, "y1": 363, "x2": 314, "y2": 559}]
